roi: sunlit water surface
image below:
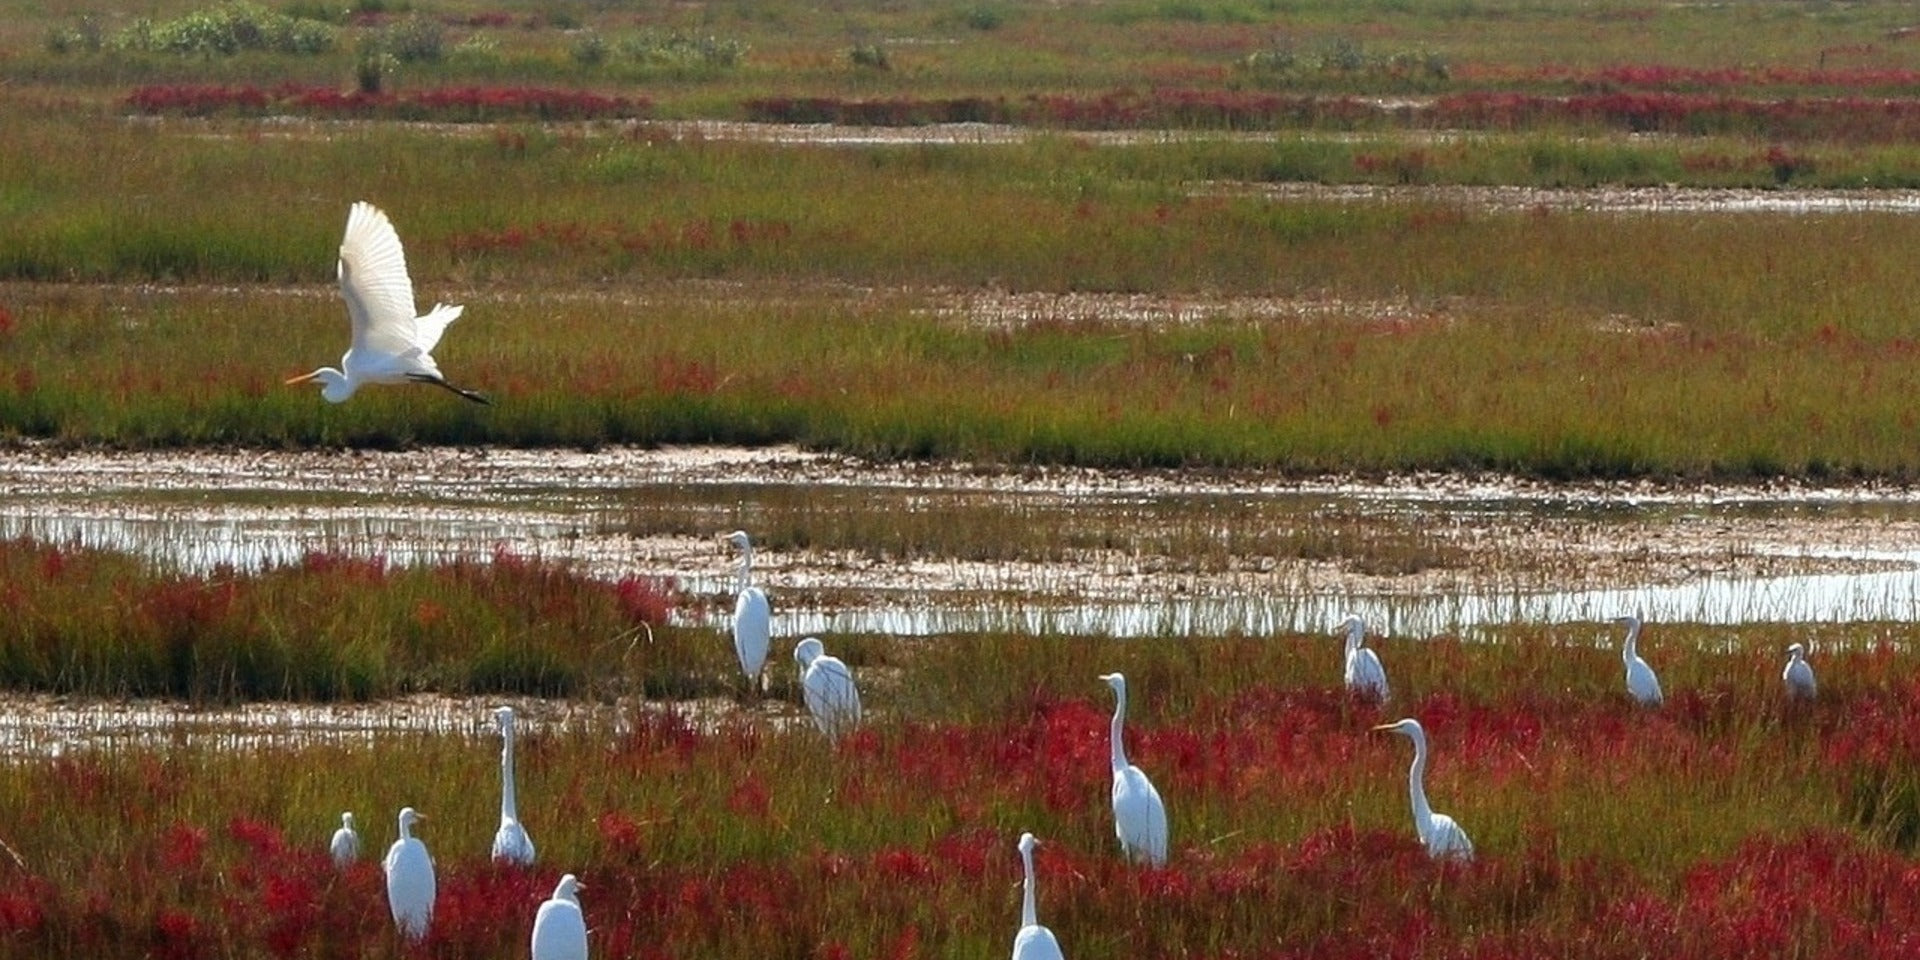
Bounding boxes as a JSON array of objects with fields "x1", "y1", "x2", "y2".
[{"x1": 5, "y1": 448, "x2": 1920, "y2": 641}]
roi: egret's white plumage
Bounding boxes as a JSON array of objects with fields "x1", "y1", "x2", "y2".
[
  {"x1": 1783, "y1": 642, "x2": 1817, "y2": 699},
  {"x1": 1339, "y1": 614, "x2": 1390, "y2": 701},
  {"x1": 725, "y1": 531, "x2": 771, "y2": 685},
  {"x1": 531, "y1": 874, "x2": 588, "y2": 960},
  {"x1": 384, "y1": 807, "x2": 436, "y2": 941},
  {"x1": 1612, "y1": 613, "x2": 1664, "y2": 706},
  {"x1": 794, "y1": 637, "x2": 862, "y2": 741},
  {"x1": 1373, "y1": 718, "x2": 1474, "y2": 862},
  {"x1": 329, "y1": 811, "x2": 359, "y2": 869},
  {"x1": 491, "y1": 706, "x2": 535, "y2": 866},
  {"x1": 1099, "y1": 672, "x2": 1169, "y2": 867},
  {"x1": 1011, "y1": 832, "x2": 1065, "y2": 960},
  {"x1": 286, "y1": 201, "x2": 488, "y2": 405}
]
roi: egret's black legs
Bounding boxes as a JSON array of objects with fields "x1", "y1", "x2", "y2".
[{"x1": 407, "y1": 373, "x2": 492, "y2": 405}]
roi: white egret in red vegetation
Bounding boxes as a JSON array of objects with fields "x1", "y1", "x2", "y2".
[
  {"x1": 1372, "y1": 718, "x2": 1474, "y2": 862},
  {"x1": 1612, "y1": 613, "x2": 1664, "y2": 706},
  {"x1": 1011, "y1": 832, "x2": 1065, "y2": 960},
  {"x1": 491, "y1": 706, "x2": 535, "y2": 866},
  {"x1": 1099, "y1": 672, "x2": 1169, "y2": 867},
  {"x1": 329, "y1": 812, "x2": 359, "y2": 869},
  {"x1": 1338, "y1": 613, "x2": 1390, "y2": 701},
  {"x1": 286, "y1": 201, "x2": 488, "y2": 404},
  {"x1": 794, "y1": 636, "x2": 862, "y2": 741},
  {"x1": 725, "y1": 531, "x2": 771, "y2": 686},
  {"x1": 531, "y1": 874, "x2": 588, "y2": 960},
  {"x1": 384, "y1": 807, "x2": 436, "y2": 941},
  {"x1": 1783, "y1": 642, "x2": 1817, "y2": 699}
]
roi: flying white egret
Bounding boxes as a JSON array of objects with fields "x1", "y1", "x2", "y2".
[
  {"x1": 1099, "y1": 672, "x2": 1169, "y2": 867},
  {"x1": 1373, "y1": 718, "x2": 1474, "y2": 862},
  {"x1": 1783, "y1": 642, "x2": 1817, "y2": 699},
  {"x1": 491, "y1": 706, "x2": 536, "y2": 866},
  {"x1": 794, "y1": 637, "x2": 862, "y2": 741},
  {"x1": 329, "y1": 812, "x2": 359, "y2": 869},
  {"x1": 384, "y1": 807, "x2": 436, "y2": 942},
  {"x1": 1612, "y1": 613, "x2": 1664, "y2": 706},
  {"x1": 1338, "y1": 614, "x2": 1390, "y2": 701},
  {"x1": 285, "y1": 201, "x2": 489, "y2": 405},
  {"x1": 725, "y1": 531, "x2": 771, "y2": 687},
  {"x1": 531, "y1": 873, "x2": 588, "y2": 960},
  {"x1": 1011, "y1": 832, "x2": 1065, "y2": 960}
]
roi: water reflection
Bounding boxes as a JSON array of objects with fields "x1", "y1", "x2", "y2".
[
  {"x1": 772, "y1": 557, "x2": 1920, "y2": 640},
  {"x1": 6, "y1": 476, "x2": 1918, "y2": 639}
]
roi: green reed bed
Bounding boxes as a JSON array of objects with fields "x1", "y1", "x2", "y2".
[
  {"x1": 2, "y1": 614, "x2": 1917, "y2": 958},
  {"x1": 11, "y1": 0, "x2": 1920, "y2": 110},
  {"x1": 606, "y1": 483, "x2": 1461, "y2": 576},
  {"x1": 8, "y1": 112, "x2": 1920, "y2": 475},
  {"x1": 6, "y1": 245, "x2": 1920, "y2": 476}
]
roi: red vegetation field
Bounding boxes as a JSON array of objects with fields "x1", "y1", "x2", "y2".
[{"x1": 6, "y1": 644, "x2": 1920, "y2": 958}]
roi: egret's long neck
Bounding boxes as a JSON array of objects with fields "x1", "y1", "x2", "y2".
[
  {"x1": 1108, "y1": 688, "x2": 1129, "y2": 772},
  {"x1": 500, "y1": 727, "x2": 519, "y2": 821},
  {"x1": 1621, "y1": 620, "x2": 1641, "y2": 663},
  {"x1": 1407, "y1": 732, "x2": 1435, "y2": 840},
  {"x1": 736, "y1": 543, "x2": 754, "y2": 594},
  {"x1": 1020, "y1": 847, "x2": 1039, "y2": 928},
  {"x1": 1346, "y1": 621, "x2": 1363, "y2": 655},
  {"x1": 398, "y1": 816, "x2": 413, "y2": 841}
]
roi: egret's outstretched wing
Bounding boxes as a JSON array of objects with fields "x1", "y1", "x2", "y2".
[
  {"x1": 413, "y1": 302, "x2": 464, "y2": 353},
  {"x1": 338, "y1": 202, "x2": 422, "y2": 357}
]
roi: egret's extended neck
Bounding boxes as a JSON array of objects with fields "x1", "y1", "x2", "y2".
[
  {"x1": 397, "y1": 813, "x2": 414, "y2": 841},
  {"x1": 1107, "y1": 684, "x2": 1130, "y2": 772},
  {"x1": 1019, "y1": 845, "x2": 1039, "y2": 928},
  {"x1": 736, "y1": 541, "x2": 755, "y2": 594},
  {"x1": 1620, "y1": 618, "x2": 1641, "y2": 662},
  {"x1": 500, "y1": 722, "x2": 519, "y2": 821},
  {"x1": 1405, "y1": 729, "x2": 1435, "y2": 840},
  {"x1": 1345, "y1": 619, "x2": 1364, "y2": 654}
]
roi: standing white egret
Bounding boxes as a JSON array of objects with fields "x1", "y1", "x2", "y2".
[
  {"x1": 1338, "y1": 614, "x2": 1390, "y2": 701},
  {"x1": 531, "y1": 873, "x2": 588, "y2": 960},
  {"x1": 285, "y1": 201, "x2": 489, "y2": 405},
  {"x1": 725, "y1": 531, "x2": 771, "y2": 687},
  {"x1": 1783, "y1": 642, "x2": 1817, "y2": 699},
  {"x1": 384, "y1": 807, "x2": 436, "y2": 942},
  {"x1": 491, "y1": 706, "x2": 535, "y2": 866},
  {"x1": 794, "y1": 637, "x2": 862, "y2": 741},
  {"x1": 329, "y1": 812, "x2": 359, "y2": 869},
  {"x1": 1011, "y1": 832, "x2": 1065, "y2": 960},
  {"x1": 1373, "y1": 718, "x2": 1474, "y2": 862},
  {"x1": 1612, "y1": 613, "x2": 1664, "y2": 706},
  {"x1": 1098, "y1": 672, "x2": 1169, "y2": 867}
]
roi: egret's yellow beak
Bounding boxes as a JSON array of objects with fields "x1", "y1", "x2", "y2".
[
  {"x1": 284, "y1": 372, "x2": 318, "y2": 385},
  {"x1": 1371, "y1": 723, "x2": 1396, "y2": 732}
]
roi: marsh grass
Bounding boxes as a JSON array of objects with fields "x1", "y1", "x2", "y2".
[
  {"x1": 609, "y1": 483, "x2": 1457, "y2": 575},
  {"x1": 8, "y1": 237, "x2": 1920, "y2": 476},
  {"x1": 0, "y1": 538, "x2": 684, "y2": 701},
  {"x1": 0, "y1": 612, "x2": 1914, "y2": 958}
]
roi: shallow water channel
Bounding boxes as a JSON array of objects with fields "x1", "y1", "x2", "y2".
[{"x1": 4, "y1": 445, "x2": 1919, "y2": 642}]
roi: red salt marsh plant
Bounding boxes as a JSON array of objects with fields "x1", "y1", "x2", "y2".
[
  {"x1": 0, "y1": 538, "x2": 684, "y2": 700},
  {"x1": 5, "y1": 656, "x2": 1920, "y2": 960}
]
